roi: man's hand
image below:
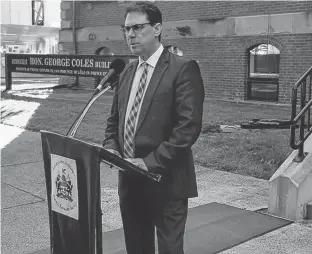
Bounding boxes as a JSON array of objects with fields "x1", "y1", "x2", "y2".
[
  {"x1": 125, "y1": 158, "x2": 148, "y2": 171},
  {"x1": 105, "y1": 148, "x2": 121, "y2": 157}
]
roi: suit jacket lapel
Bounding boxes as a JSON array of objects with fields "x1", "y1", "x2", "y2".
[
  {"x1": 135, "y1": 50, "x2": 169, "y2": 134},
  {"x1": 119, "y1": 61, "x2": 138, "y2": 146}
]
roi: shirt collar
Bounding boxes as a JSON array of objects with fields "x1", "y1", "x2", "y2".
[{"x1": 138, "y1": 44, "x2": 164, "y2": 68}]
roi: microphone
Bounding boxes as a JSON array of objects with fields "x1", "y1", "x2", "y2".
[{"x1": 93, "y1": 58, "x2": 126, "y2": 95}]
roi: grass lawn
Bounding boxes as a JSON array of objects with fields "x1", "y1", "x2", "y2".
[
  {"x1": 1, "y1": 89, "x2": 294, "y2": 180},
  {"x1": 194, "y1": 129, "x2": 290, "y2": 180}
]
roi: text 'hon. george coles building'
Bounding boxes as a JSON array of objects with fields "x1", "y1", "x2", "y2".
[{"x1": 58, "y1": 1, "x2": 312, "y2": 104}]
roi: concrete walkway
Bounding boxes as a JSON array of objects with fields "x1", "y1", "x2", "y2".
[{"x1": 1, "y1": 123, "x2": 312, "y2": 254}]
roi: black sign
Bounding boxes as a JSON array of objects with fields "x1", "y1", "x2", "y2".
[{"x1": 5, "y1": 54, "x2": 137, "y2": 77}]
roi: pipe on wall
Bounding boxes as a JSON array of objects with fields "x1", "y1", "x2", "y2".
[
  {"x1": 72, "y1": 0, "x2": 78, "y2": 86},
  {"x1": 72, "y1": 0, "x2": 77, "y2": 54}
]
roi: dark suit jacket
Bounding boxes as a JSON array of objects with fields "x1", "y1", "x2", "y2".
[{"x1": 103, "y1": 48, "x2": 204, "y2": 200}]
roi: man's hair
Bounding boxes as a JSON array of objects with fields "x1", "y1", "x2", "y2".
[{"x1": 125, "y1": 1, "x2": 162, "y2": 41}]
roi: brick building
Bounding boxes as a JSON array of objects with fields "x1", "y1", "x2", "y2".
[{"x1": 59, "y1": 1, "x2": 312, "y2": 103}]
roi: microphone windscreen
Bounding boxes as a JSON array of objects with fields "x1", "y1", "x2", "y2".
[{"x1": 110, "y1": 58, "x2": 126, "y2": 74}]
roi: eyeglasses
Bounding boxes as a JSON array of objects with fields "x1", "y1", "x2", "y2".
[{"x1": 120, "y1": 23, "x2": 151, "y2": 35}]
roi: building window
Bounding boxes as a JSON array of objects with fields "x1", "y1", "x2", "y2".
[
  {"x1": 32, "y1": 0, "x2": 44, "y2": 26},
  {"x1": 165, "y1": 45, "x2": 183, "y2": 56},
  {"x1": 247, "y1": 44, "x2": 280, "y2": 102}
]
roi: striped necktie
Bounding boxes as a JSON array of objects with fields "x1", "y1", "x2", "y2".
[{"x1": 124, "y1": 62, "x2": 149, "y2": 158}]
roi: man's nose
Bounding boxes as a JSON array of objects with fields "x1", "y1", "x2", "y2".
[{"x1": 127, "y1": 28, "x2": 136, "y2": 38}]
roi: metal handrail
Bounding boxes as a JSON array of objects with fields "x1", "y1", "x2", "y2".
[{"x1": 290, "y1": 66, "x2": 312, "y2": 162}]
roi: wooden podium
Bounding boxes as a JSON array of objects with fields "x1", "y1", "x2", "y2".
[{"x1": 41, "y1": 81, "x2": 161, "y2": 254}]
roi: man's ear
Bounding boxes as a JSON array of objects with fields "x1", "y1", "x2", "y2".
[{"x1": 153, "y1": 23, "x2": 162, "y2": 37}]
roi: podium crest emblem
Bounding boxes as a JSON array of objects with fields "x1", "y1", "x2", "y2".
[
  {"x1": 55, "y1": 168, "x2": 74, "y2": 202},
  {"x1": 51, "y1": 154, "x2": 79, "y2": 220}
]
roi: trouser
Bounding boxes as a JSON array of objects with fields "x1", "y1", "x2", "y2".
[{"x1": 119, "y1": 193, "x2": 188, "y2": 254}]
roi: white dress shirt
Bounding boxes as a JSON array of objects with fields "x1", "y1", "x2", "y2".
[{"x1": 124, "y1": 44, "x2": 164, "y2": 135}]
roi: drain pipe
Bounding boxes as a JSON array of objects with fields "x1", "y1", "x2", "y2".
[
  {"x1": 72, "y1": 0, "x2": 77, "y2": 55},
  {"x1": 72, "y1": 0, "x2": 78, "y2": 86}
]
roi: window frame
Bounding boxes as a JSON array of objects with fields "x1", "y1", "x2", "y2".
[
  {"x1": 32, "y1": 0, "x2": 44, "y2": 26},
  {"x1": 247, "y1": 44, "x2": 280, "y2": 102}
]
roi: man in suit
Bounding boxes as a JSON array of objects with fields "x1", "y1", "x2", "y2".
[{"x1": 103, "y1": 2, "x2": 204, "y2": 253}]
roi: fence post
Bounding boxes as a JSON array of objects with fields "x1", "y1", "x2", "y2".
[{"x1": 5, "y1": 54, "x2": 12, "y2": 91}]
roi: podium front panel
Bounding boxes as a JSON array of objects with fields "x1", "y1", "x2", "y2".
[{"x1": 41, "y1": 131, "x2": 101, "y2": 254}]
